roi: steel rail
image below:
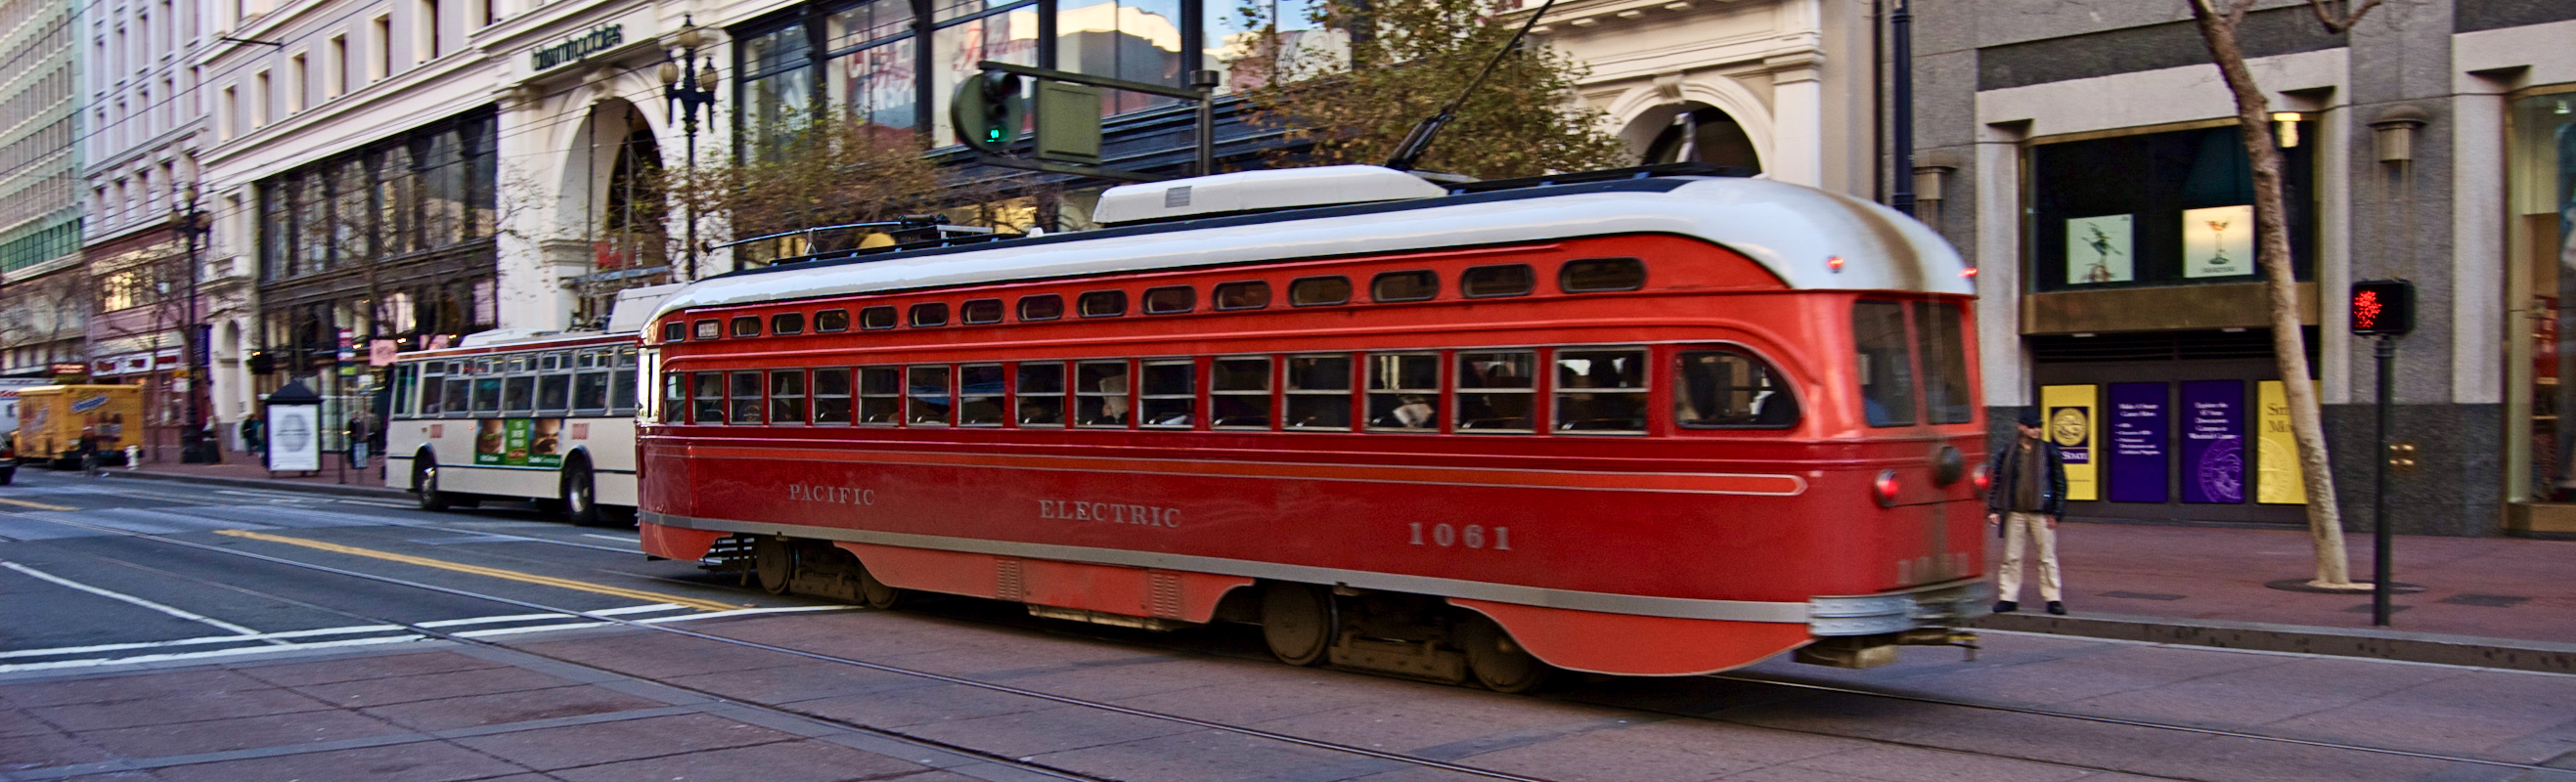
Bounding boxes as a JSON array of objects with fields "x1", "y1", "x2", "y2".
[{"x1": 2, "y1": 510, "x2": 1561, "y2": 782}]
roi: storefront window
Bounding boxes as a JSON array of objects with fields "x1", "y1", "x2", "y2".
[
  {"x1": 1057, "y1": 0, "x2": 1183, "y2": 114},
  {"x1": 2027, "y1": 122, "x2": 2316, "y2": 291},
  {"x1": 2514, "y1": 89, "x2": 2576, "y2": 502},
  {"x1": 1204, "y1": 0, "x2": 1336, "y2": 94},
  {"x1": 829, "y1": 0, "x2": 917, "y2": 135},
  {"x1": 928, "y1": 5, "x2": 1038, "y2": 146}
]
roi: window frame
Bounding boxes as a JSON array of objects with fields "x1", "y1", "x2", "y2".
[
  {"x1": 1369, "y1": 270, "x2": 1439, "y2": 303},
  {"x1": 1138, "y1": 358, "x2": 1196, "y2": 429},
  {"x1": 1288, "y1": 276, "x2": 1353, "y2": 307},
  {"x1": 772, "y1": 312, "x2": 807, "y2": 334},
  {"x1": 731, "y1": 316, "x2": 762, "y2": 337},
  {"x1": 1673, "y1": 343, "x2": 1803, "y2": 430},
  {"x1": 1559, "y1": 257, "x2": 1648, "y2": 292},
  {"x1": 1017, "y1": 294, "x2": 1064, "y2": 321},
  {"x1": 1213, "y1": 281, "x2": 1270, "y2": 311},
  {"x1": 1142, "y1": 285, "x2": 1196, "y2": 315},
  {"x1": 812, "y1": 367, "x2": 855, "y2": 424},
  {"x1": 905, "y1": 364, "x2": 954, "y2": 426},
  {"x1": 1078, "y1": 289, "x2": 1128, "y2": 318},
  {"x1": 1075, "y1": 359, "x2": 1133, "y2": 428},
  {"x1": 769, "y1": 369, "x2": 810, "y2": 425},
  {"x1": 1210, "y1": 355, "x2": 1273, "y2": 430},
  {"x1": 860, "y1": 305, "x2": 898, "y2": 329},
  {"x1": 960, "y1": 298, "x2": 1004, "y2": 324},
  {"x1": 1461, "y1": 264, "x2": 1535, "y2": 298},
  {"x1": 1451, "y1": 349, "x2": 1538, "y2": 433},
  {"x1": 1548, "y1": 346, "x2": 1651, "y2": 435},
  {"x1": 816, "y1": 309, "x2": 852, "y2": 331},
  {"x1": 858, "y1": 366, "x2": 902, "y2": 424},
  {"x1": 1013, "y1": 361, "x2": 1068, "y2": 427},
  {"x1": 1364, "y1": 352, "x2": 1443, "y2": 432},
  {"x1": 909, "y1": 301, "x2": 951, "y2": 327}
]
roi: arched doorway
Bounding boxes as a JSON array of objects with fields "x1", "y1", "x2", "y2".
[
  {"x1": 559, "y1": 100, "x2": 668, "y2": 326},
  {"x1": 1639, "y1": 106, "x2": 1762, "y2": 174}
]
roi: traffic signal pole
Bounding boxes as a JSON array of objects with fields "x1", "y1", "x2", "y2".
[{"x1": 2372, "y1": 334, "x2": 2394, "y2": 627}]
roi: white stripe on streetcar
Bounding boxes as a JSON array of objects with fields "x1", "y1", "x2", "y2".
[{"x1": 1, "y1": 561, "x2": 270, "y2": 638}]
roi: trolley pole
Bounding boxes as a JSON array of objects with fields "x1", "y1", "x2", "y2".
[{"x1": 2371, "y1": 335, "x2": 2395, "y2": 627}]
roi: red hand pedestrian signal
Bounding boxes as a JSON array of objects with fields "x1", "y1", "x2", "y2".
[
  {"x1": 2349, "y1": 280, "x2": 2414, "y2": 336},
  {"x1": 2352, "y1": 290, "x2": 2382, "y2": 330}
]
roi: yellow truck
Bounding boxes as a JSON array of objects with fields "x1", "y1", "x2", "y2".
[{"x1": 14, "y1": 384, "x2": 144, "y2": 468}]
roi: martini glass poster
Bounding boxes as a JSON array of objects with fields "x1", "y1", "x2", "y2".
[{"x1": 2182, "y1": 204, "x2": 2255, "y2": 278}]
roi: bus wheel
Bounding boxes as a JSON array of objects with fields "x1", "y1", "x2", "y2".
[
  {"x1": 560, "y1": 461, "x2": 603, "y2": 527},
  {"x1": 415, "y1": 458, "x2": 453, "y2": 512},
  {"x1": 752, "y1": 537, "x2": 794, "y2": 594},
  {"x1": 1261, "y1": 583, "x2": 1335, "y2": 667},
  {"x1": 1456, "y1": 614, "x2": 1551, "y2": 693}
]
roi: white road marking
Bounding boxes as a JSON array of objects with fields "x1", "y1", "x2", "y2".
[
  {"x1": 1, "y1": 561, "x2": 269, "y2": 637},
  {"x1": 581, "y1": 534, "x2": 637, "y2": 543},
  {"x1": 634, "y1": 605, "x2": 855, "y2": 623},
  {"x1": 0, "y1": 635, "x2": 429, "y2": 673},
  {"x1": 414, "y1": 603, "x2": 686, "y2": 628},
  {"x1": 0, "y1": 604, "x2": 847, "y2": 673},
  {"x1": 0, "y1": 625, "x2": 409, "y2": 659},
  {"x1": 452, "y1": 623, "x2": 607, "y2": 637}
]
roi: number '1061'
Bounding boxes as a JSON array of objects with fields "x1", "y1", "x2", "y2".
[{"x1": 1408, "y1": 523, "x2": 1511, "y2": 550}]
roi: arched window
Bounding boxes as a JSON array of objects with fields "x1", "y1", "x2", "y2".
[{"x1": 1642, "y1": 107, "x2": 1761, "y2": 174}]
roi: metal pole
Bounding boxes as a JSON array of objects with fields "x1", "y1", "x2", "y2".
[
  {"x1": 1888, "y1": 0, "x2": 1915, "y2": 216},
  {"x1": 182, "y1": 197, "x2": 205, "y2": 462},
  {"x1": 684, "y1": 112, "x2": 698, "y2": 281},
  {"x1": 1192, "y1": 70, "x2": 1219, "y2": 178},
  {"x1": 2373, "y1": 335, "x2": 2394, "y2": 627}
]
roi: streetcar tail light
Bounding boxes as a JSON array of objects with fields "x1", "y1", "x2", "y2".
[
  {"x1": 1873, "y1": 469, "x2": 1900, "y2": 507},
  {"x1": 1971, "y1": 462, "x2": 1990, "y2": 493}
]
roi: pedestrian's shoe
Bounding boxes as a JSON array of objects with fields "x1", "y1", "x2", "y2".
[
  {"x1": 2046, "y1": 601, "x2": 2066, "y2": 616},
  {"x1": 1993, "y1": 600, "x2": 2019, "y2": 613}
]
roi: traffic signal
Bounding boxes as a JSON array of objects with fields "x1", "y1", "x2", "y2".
[
  {"x1": 246, "y1": 350, "x2": 276, "y2": 375},
  {"x1": 2349, "y1": 280, "x2": 2415, "y2": 336},
  {"x1": 952, "y1": 71, "x2": 1027, "y2": 153}
]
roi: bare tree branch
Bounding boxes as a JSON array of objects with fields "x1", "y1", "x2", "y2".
[{"x1": 2306, "y1": 0, "x2": 2385, "y2": 32}]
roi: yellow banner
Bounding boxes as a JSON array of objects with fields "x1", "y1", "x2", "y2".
[
  {"x1": 2040, "y1": 384, "x2": 2099, "y2": 501},
  {"x1": 2257, "y1": 380, "x2": 2308, "y2": 504}
]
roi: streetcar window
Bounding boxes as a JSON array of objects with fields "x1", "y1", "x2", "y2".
[
  {"x1": 961, "y1": 299, "x2": 1004, "y2": 325},
  {"x1": 1560, "y1": 258, "x2": 1647, "y2": 292},
  {"x1": 909, "y1": 303, "x2": 950, "y2": 327},
  {"x1": 1140, "y1": 361, "x2": 1194, "y2": 428},
  {"x1": 813, "y1": 369, "x2": 854, "y2": 424},
  {"x1": 1677, "y1": 348, "x2": 1799, "y2": 429},
  {"x1": 861, "y1": 306, "x2": 897, "y2": 329},
  {"x1": 1553, "y1": 349, "x2": 1648, "y2": 434},
  {"x1": 1018, "y1": 294, "x2": 1064, "y2": 322},
  {"x1": 1916, "y1": 301, "x2": 1974, "y2": 424},
  {"x1": 907, "y1": 366, "x2": 953, "y2": 426},
  {"x1": 859, "y1": 368, "x2": 901, "y2": 424},
  {"x1": 611, "y1": 350, "x2": 640, "y2": 413},
  {"x1": 1078, "y1": 290, "x2": 1128, "y2": 318},
  {"x1": 1214, "y1": 282, "x2": 1270, "y2": 311},
  {"x1": 1854, "y1": 300, "x2": 1919, "y2": 426},
  {"x1": 732, "y1": 317, "x2": 761, "y2": 337},
  {"x1": 575, "y1": 369, "x2": 610, "y2": 412},
  {"x1": 1462, "y1": 265, "x2": 1534, "y2": 298},
  {"x1": 959, "y1": 364, "x2": 1005, "y2": 425},
  {"x1": 816, "y1": 309, "x2": 852, "y2": 332},
  {"x1": 443, "y1": 376, "x2": 470, "y2": 416},
  {"x1": 694, "y1": 320, "x2": 720, "y2": 339},
  {"x1": 1076, "y1": 361, "x2": 1131, "y2": 427},
  {"x1": 1143, "y1": 286, "x2": 1196, "y2": 315},
  {"x1": 1286, "y1": 355, "x2": 1354, "y2": 430},
  {"x1": 473, "y1": 375, "x2": 503, "y2": 413},
  {"x1": 692, "y1": 372, "x2": 725, "y2": 424},
  {"x1": 539, "y1": 370, "x2": 572, "y2": 414},
  {"x1": 1212, "y1": 357, "x2": 1271, "y2": 429},
  {"x1": 770, "y1": 369, "x2": 808, "y2": 424},
  {"x1": 1370, "y1": 271, "x2": 1438, "y2": 302},
  {"x1": 1454, "y1": 351, "x2": 1535, "y2": 432},
  {"x1": 1367, "y1": 353, "x2": 1442, "y2": 431},
  {"x1": 1289, "y1": 276, "x2": 1352, "y2": 306},
  {"x1": 730, "y1": 371, "x2": 765, "y2": 424},
  {"x1": 504, "y1": 374, "x2": 537, "y2": 414},
  {"x1": 661, "y1": 371, "x2": 688, "y2": 423},
  {"x1": 662, "y1": 322, "x2": 688, "y2": 342},
  {"x1": 1017, "y1": 363, "x2": 1066, "y2": 426},
  {"x1": 773, "y1": 313, "x2": 806, "y2": 335}
]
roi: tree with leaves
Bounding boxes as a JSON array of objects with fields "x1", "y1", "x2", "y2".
[
  {"x1": 656, "y1": 115, "x2": 945, "y2": 269},
  {"x1": 1227, "y1": 0, "x2": 1627, "y2": 178},
  {"x1": 2187, "y1": 0, "x2": 2384, "y2": 589}
]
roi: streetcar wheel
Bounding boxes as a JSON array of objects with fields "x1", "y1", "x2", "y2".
[
  {"x1": 1261, "y1": 583, "x2": 1334, "y2": 667},
  {"x1": 752, "y1": 537, "x2": 794, "y2": 594},
  {"x1": 415, "y1": 459, "x2": 452, "y2": 512},
  {"x1": 856, "y1": 560, "x2": 902, "y2": 609},
  {"x1": 560, "y1": 461, "x2": 603, "y2": 527},
  {"x1": 1457, "y1": 614, "x2": 1551, "y2": 694}
]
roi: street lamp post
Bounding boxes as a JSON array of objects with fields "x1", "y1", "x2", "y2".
[
  {"x1": 173, "y1": 182, "x2": 214, "y2": 463},
  {"x1": 659, "y1": 17, "x2": 720, "y2": 281}
]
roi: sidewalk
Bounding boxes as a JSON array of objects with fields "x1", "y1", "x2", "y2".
[
  {"x1": 1975, "y1": 520, "x2": 2576, "y2": 671},
  {"x1": 97, "y1": 454, "x2": 406, "y2": 500}
]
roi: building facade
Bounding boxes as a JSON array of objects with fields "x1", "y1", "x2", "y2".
[
  {"x1": 1913, "y1": 0, "x2": 2576, "y2": 536},
  {"x1": 0, "y1": 0, "x2": 86, "y2": 382}
]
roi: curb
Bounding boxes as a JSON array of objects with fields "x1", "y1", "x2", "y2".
[
  {"x1": 1970, "y1": 612, "x2": 2576, "y2": 675},
  {"x1": 102, "y1": 469, "x2": 412, "y2": 500}
]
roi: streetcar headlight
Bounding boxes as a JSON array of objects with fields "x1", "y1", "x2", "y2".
[{"x1": 1873, "y1": 469, "x2": 1900, "y2": 507}]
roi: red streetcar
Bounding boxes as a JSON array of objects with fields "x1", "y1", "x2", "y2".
[{"x1": 637, "y1": 164, "x2": 1988, "y2": 690}]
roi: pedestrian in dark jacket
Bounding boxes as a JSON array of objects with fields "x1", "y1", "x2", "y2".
[{"x1": 1986, "y1": 410, "x2": 2069, "y2": 615}]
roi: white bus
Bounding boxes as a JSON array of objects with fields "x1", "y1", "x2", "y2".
[{"x1": 383, "y1": 330, "x2": 643, "y2": 524}]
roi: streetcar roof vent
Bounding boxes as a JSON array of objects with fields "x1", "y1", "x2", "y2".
[{"x1": 1093, "y1": 165, "x2": 1447, "y2": 225}]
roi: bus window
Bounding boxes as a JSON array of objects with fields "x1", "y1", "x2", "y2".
[
  {"x1": 660, "y1": 371, "x2": 687, "y2": 423},
  {"x1": 773, "y1": 313, "x2": 806, "y2": 335},
  {"x1": 1212, "y1": 357, "x2": 1271, "y2": 428},
  {"x1": 1853, "y1": 300, "x2": 1918, "y2": 426},
  {"x1": 961, "y1": 299, "x2": 1004, "y2": 325},
  {"x1": 907, "y1": 366, "x2": 953, "y2": 426},
  {"x1": 1077, "y1": 361, "x2": 1131, "y2": 426},
  {"x1": 1455, "y1": 351, "x2": 1535, "y2": 431},
  {"x1": 397, "y1": 364, "x2": 421, "y2": 416},
  {"x1": 859, "y1": 368, "x2": 900, "y2": 423},
  {"x1": 540, "y1": 352, "x2": 563, "y2": 371},
  {"x1": 508, "y1": 355, "x2": 531, "y2": 373},
  {"x1": 1290, "y1": 276, "x2": 1351, "y2": 306},
  {"x1": 813, "y1": 369, "x2": 854, "y2": 424},
  {"x1": 1916, "y1": 301, "x2": 1974, "y2": 424},
  {"x1": 1079, "y1": 290, "x2": 1127, "y2": 318},
  {"x1": 610, "y1": 364, "x2": 639, "y2": 413},
  {"x1": 1553, "y1": 348, "x2": 1648, "y2": 433},
  {"x1": 1286, "y1": 355, "x2": 1353, "y2": 430},
  {"x1": 1214, "y1": 282, "x2": 1270, "y2": 310},
  {"x1": 473, "y1": 374, "x2": 504, "y2": 413},
  {"x1": 1140, "y1": 361, "x2": 1194, "y2": 427},
  {"x1": 539, "y1": 369, "x2": 572, "y2": 414},
  {"x1": 691, "y1": 372, "x2": 725, "y2": 423},
  {"x1": 1016, "y1": 363, "x2": 1066, "y2": 425},
  {"x1": 504, "y1": 372, "x2": 536, "y2": 414},
  {"x1": 730, "y1": 371, "x2": 765, "y2": 424},
  {"x1": 1371, "y1": 271, "x2": 1438, "y2": 302},
  {"x1": 816, "y1": 309, "x2": 852, "y2": 332},
  {"x1": 1143, "y1": 286, "x2": 1195, "y2": 315},
  {"x1": 731, "y1": 317, "x2": 761, "y2": 337},
  {"x1": 1367, "y1": 353, "x2": 1441, "y2": 431},
  {"x1": 910, "y1": 303, "x2": 949, "y2": 327},
  {"x1": 1560, "y1": 258, "x2": 1646, "y2": 292},
  {"x1": 770, "y1": 370, "x2": 807, "y2": 424},
  {"x1": 662, "y1": 322, "x2": 688, "y2": 342},
  {"x1": 1462, "y1": 264, "x2": 1534, "y2": 297},
  {"x1": 1677, "y1": 348, "x2": 1799, "y2": 428},
  {"x1": 574, "y1": 367, "x2": 610, "y2": 413},
  {"x1": 443, "y1": 372, "x2": 470, "y2": 417},
  {"x1": 959, "y1": 364, "x2": 1005, "y2": 425},
  {"x1": 1018, "y1": 294, "x2": 1064, "y2": 321},
  {"x1": 861, "y1": 306, "x2": 897, "y2": 329}
]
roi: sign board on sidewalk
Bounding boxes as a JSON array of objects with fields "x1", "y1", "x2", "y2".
[
  {"x1": 2039, "y1": 384, "x2": 2098, "y2": 501},
  {"x1": 2107, "y1": 382, "x2": 2168, "y2": 503},
  {"x1": 263, "y1": 380, "x2": 326, "y2": 473},
  {"x1": 2256, "y1": 380, "x2": 2309, "y2": 504},
  {"x1": 2181, "y1": 379, "x2": 2245, "y2": 504}
]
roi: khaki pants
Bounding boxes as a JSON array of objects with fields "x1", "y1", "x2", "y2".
[{"x1": 1997, "y1": 511, "x2": 2062, "y2": 602}]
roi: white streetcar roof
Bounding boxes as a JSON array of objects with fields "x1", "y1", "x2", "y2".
[{"x1": 655, "y1": 170, "x2": 1969, "y2": 323}]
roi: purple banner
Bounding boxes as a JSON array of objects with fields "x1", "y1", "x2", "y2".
[
  {"x1": 2181, "y1": 379, "x2": 2245, "y2": 504},
  {"x1": 2108, "y1": 383, "x2": 2168, "y2": 502}
]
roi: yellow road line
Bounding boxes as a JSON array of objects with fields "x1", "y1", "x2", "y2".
[
  {"x1": 213, "y1": 529, "x2": 741, "y2": 612},
  {"x1": 0, "y1": 497, "x2": 75, "y2": 511}
]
